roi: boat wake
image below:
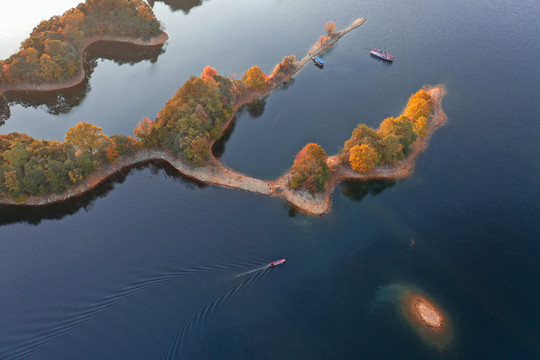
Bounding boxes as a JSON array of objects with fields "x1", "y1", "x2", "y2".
[
  {"x1": 231, "y1": 265, "x2": 269, "y2": 278},
  {"x1": 158, "y1": 264, "x2": 271, "y2": 360}
]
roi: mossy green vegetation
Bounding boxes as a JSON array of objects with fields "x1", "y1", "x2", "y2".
[
  {"x1": 340, "y1": 89, "x2": 433, "y2": 172},
  {"x1": 289, "y1": 143, "x2": 331, "y2": 193},
  {"x1": 0, "y1": 0, "x2": 161, "y2": 85}
]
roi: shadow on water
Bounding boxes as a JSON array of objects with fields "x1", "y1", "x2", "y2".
[
  {"x1": 369, "y1": 53, "x2": 394, "y2": 66},
  {"x1": 0, "y1": 160, "x2": 204, "y2": 227},
  {"x1": 148, "y1": 0, "x2": 207, "y2": 14},
  {"x1": 0, "y1": 41, "x2": 166, "y2": 123},
  {"x1": 211, "y1": 116, "x2": 236, "y2": 159},
  {"x1": 245, "y1": 97, "x2": 267, "y2": 118},
  {"x1": 212, "y1": 78, "x2": 295, "y2": 159},
  {"x1": 341, "y1": 179, "x2": 396, "y2": 202}
]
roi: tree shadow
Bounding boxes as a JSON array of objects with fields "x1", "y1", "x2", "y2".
[
  {"x1": 148, "y1": 0, "x2": 208, "y2": 14},
  {"x1": 0, "y1": 41, "x2": 166, "y2": 123},
  {"x1": 0, "y1": 160, "x2": 205, "y2": 227},
  {"x1": 341, "y1": 179, "x2": 396, "y2": 202},
  {"x1": 212, "y1": 116, "x2": 236, "y2": 159},
  {"x1": 245, "y1": 97, "x2": 267, "y2": 118}
]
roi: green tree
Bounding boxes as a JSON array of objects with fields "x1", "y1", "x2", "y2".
[{"x1": 3, "y1": 143, "x2": 30, "y2": 169}]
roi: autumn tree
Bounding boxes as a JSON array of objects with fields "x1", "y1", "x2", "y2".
[
  {"x1": 65, "y1": 122, "x2": 108, "y2": 154},
  {"x1": 325, "y1": 21, "x2": 337, "y2": 36},
  {"x1": 289, "y1": 143, "x2": 330, "y2": 193},
  {"x1": 4, "y1": 170, "x2": 19, "y2": 193},
  {"x1": 404, "y1": 89, "x2": 432, "y2": 121},
  {"x1": 201, "y1": 65, "x2": 218, "y2": 83},
  {"x1": 244, "y1": 66, "x2": 267, "y2": 90},
  {"x1": 414, "y1": 115, "x2": 428, "y2": 137},
  {"x1": 349, "y1": 144, "x2": 379, "y2": 173},
  {"x1": 134, "y1": 117, "x2": 158, "y2": 146},
  {"x1": 340, "y1": 124, "x2": 379, "y2": 163}
]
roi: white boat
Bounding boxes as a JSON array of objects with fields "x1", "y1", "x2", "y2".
[{"x1": 370, "y1": 48, "x2": 394, "y2": 62}]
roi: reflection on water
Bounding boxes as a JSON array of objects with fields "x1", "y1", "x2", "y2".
[
  {"x1": 245, "y1": 97, "x2": 267, "y2": 118},
  {"x1": 149, "y1": 0, "x2": 206, "y2": 14},
  {"x1": 341, "y1": 179, "x2": 395, "y2": 202},
  {"x1": 0, "y1": 161, "x2": 203, "y2": 226},
  {"x1": 0, "y1": 96, "x2": 9, "y2": 125},
  {"x1": 212, "y1": 116, "x2": 236, "y2": 158},
  {"x1": 0, "y1": 41, "x2": 165, "y2": 123}
]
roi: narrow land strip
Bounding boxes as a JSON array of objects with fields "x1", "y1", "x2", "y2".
[
  {"x1": 0, "y1": 19, "x2": 447, "y2": 216},
  {"x1": 0, "y1": 31, "x2": 168, "y2": 95}
]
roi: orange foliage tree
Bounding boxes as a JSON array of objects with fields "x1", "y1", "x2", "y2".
[
  {"x1": 201, "y1": 65, "x2": 219, "y2": 83},
  {"x1": 349, "y1": 144, "x2": 379, "y2": 173},
  {"x1": 325, "y1": 21, "x2": 337, "y2": 35}
]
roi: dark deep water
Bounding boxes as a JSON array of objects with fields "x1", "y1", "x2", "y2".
[{"x1": 1, "y1": 0, "x2": 539, "y2": 359}]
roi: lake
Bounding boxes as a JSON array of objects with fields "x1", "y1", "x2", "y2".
[{"x1": 0, "y1": 0, "x2": 539, "y2": 359}]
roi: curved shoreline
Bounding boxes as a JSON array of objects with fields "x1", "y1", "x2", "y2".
[
  {"x1": 274, "y1": 86, "x2": 447, "y2": 215},
  {"x1": 0, "y1": 31, "x2": 168, "y2": 95},
  {"x1": 0, "y1": 19, "x2": 446, "y2": 216}
]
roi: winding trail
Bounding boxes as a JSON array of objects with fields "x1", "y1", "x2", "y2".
[
  {"x1": 0, "y1": 31, "x2": 169, "y2": 95},
  {"x1": 0, "y1": 18, "x2": 447, "y2": 216}
]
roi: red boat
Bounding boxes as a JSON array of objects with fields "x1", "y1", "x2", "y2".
[{"x1": 269, "y1": 259, "x2": 286, "y2": 267}]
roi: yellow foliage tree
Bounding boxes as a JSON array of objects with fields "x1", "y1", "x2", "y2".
[
  {"x1": 414, "y1": 115, "x2": 428, "y2": 137},
  {"x1": 349, "y1": 144, "x2": 379, "y2": 173},
  {"x1": 404, "y1": 89, "x2": 432, "y2": 121},
  {"x1": 244, "y1": 66, "x2": 267, "y2": 90},
  {"x1": 65, "y1": 122, "x2": 108, "y2": 154}
]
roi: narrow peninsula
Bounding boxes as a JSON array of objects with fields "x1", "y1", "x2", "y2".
[
  {"x1": 0, "y1": 0, "x2": 168, "y2": 96},
  {"x1": 0, "y1": 17, "x2": 446, "y2": 215}
]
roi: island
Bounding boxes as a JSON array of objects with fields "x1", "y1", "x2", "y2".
[
  {"x1": 0, "y1": 17, "x2": 446, "y2": 216},
  {"x1": 400, "y1": 290, "x2": 452, "y2": 348},
  {"x1": 0, "y1": 0, "x2": 167, "y2": 96}
]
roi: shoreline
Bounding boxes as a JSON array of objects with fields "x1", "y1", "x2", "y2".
[
  {"x1": 0, "y1": 19, "x2": 446, "y2": 216},
  {"x1": 0, "y1": 31, "x2": 168, "y2": 96},
  {"x1": 274, "y1": 86, "x2": 446, "y2": 215}
]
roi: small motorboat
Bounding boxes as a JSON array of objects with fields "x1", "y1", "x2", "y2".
[
  {"x1": 369, "y1": 48, "x2": 394, "y2": 62},
  {"x1": 312, "y1": 56, "x2": 324, "y2": 66},
  {"x1": 309, "y1": 52, "x2": 324, "y2": 68},
  {"x1": 269, "y1": 259, "x2": 286, "y2": 267}
]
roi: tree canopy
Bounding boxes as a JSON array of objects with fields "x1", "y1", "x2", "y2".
[
  {"x1": 289, "y1": 143, "x2": 331, "y2": 193},
  {"x1": 244, "y1": 66, "x2": 268, "y2": 90},
  {"x1": 0, "y1": 0, "x2": 161, "y2": 85},
  {"x1": 340, "y1": 89, "x2": 433, "y2": 173}
]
